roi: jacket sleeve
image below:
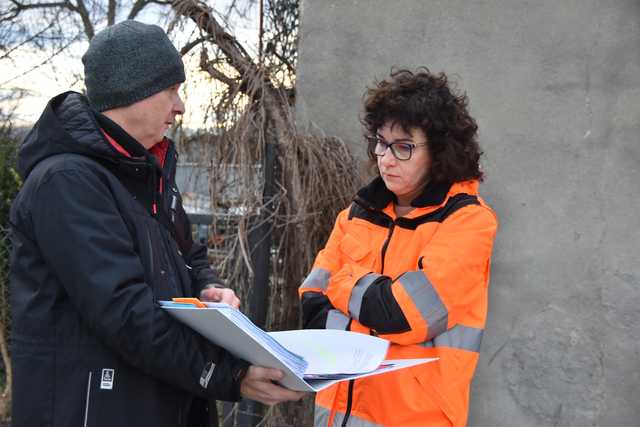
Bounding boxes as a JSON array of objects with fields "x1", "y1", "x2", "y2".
[
  {"x1": 184, "y1": 240, "x2": 225, "y2": 291},
  {"x1": 299, "y1": 209, "x2": 347, "y2": 329},
  {"x1": 170, "y1": 184, "x2": 225, "y2": 292},
  {"x1": 30, "y1": 169, "x2": 246, "y2": 401},
  {"x1": 324, "y1": 204, "x2": 498, "y2": 345},
  {"x1": 298, "y1": 209, "x2": 374, "y2": 334}
]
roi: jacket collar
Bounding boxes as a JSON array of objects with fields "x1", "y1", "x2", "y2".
[
  {"x1": 94, "y1": 112, "x2": 173, "y2": 174},
  {"x1": 94, "y1": 112, "x2": 148, "y2": 158},
  {"x1": 354, "y1": 176, "x2": 452, "y2": 210}
]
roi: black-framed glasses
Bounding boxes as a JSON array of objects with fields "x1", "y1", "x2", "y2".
[{"x1": 365, "y1": 135, "x2": 427, "y2": 161}]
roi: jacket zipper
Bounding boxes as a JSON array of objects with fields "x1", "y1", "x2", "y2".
[
  {"x1": 148, "y1": 145, "x2": 184, "y2": 296},
  {"x1": 340, "y1": 380, "x2": 355, "y2": 427},
  {"x1": 165, "y1": 150, "x2": 177, "y2": 226},
  {"x1": 151, "y1": 165, "x2": 159, "y2": 216},
  {"x1": 340, "y1": 219, "x2": 395, "y2": 426},
  {"x1": 380, "y1": 222, "x2": 396, "y2": 274},
  {"x1": 160, "y1": 231, "x2": 183, "y2": 295},
  {"x1": 146, "y1": 228, "x2": 155, "y2": 279}
]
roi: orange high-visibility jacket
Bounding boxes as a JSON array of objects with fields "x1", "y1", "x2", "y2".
[{"x1": 299, "y1": 177, "x2": 498, "y2": 427}]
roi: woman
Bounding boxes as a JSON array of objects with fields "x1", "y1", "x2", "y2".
[{"x1": 299, "y1": 68, "x2": 498, "y2": 427}]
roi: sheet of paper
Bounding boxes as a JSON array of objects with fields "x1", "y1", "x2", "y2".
[
  {"x1": 303, "y1": 358, "x2": 438, "y2": 392},
  {"x1": 268, "y1": 329, "x2": 389, "y2": 375}
]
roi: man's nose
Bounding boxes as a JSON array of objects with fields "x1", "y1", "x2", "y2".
[{"x1": 174, "y1": 95, "x2": 185, "y2": 115}]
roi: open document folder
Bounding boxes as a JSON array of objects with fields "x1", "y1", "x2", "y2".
[{"x1": 160, "y1": 300, "x2": 437, "y2": 392}]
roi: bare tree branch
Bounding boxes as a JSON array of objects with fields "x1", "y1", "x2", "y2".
[
  {"x1": 68, "y1": 0, "x2": 95, "y2": 39},
  {"x1": 268, "y1": 46, "x2": 295, "y2": 77},
  {"x1": 9, "y1": 0, "x2": 69, "y2": 9},
  {"x1": 107, "y1": 0, "x2": 116, "y2": 25},
  {"x1": 172, "y1": 0, "x2": 256, "y2": 78},
  {"x1": 127, "y1": 0, "x2": 148, "y2": 20},
  {"x1": 128, "y1": 0, "x2": 171, "y2": 20},
  {"x1": 180, "y1": 36, "x2": 207, "y2": 56},
  {"x1": 172, "y1": 0, "x2": 294, "y2": 141},
  {"x1": 199, "y1": 48, "x2": 239, "y2": 90},
  {"x1": 222, "y1": 0, "x2": 256, "y2": 23},
  {"x1": 0, "y1": 21, "x2": 55, "y2": 60},
  {"x1": 258, "y1": 0, "x2": 264, "y2": 64},
  {"x1": 1, "y1": 0, "x2": 96, "y2": 39},
  {"x1": 1, "y1": 0, "x2": 69, "y2": 22},
  {"x1": 0, "y1": 29, "x2": 82, "y2": 87}
]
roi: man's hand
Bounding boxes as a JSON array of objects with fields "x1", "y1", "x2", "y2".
[
  {"x1": 240, "y1": 367, "x2": 306, "y2": 406},
  {"x1": 200, "y1": 285, "x2": 240, "y2": 309}
]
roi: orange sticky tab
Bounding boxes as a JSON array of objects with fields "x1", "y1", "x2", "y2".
[{"x1": 172, "y1": 297, "x2": 206, "y2": 308}]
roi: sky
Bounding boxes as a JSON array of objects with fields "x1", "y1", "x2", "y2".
[{"x1": 0, "y1": 1, "x2": 260, "y2": 131}]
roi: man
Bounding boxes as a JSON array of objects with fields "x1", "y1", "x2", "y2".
[{"x1": 9, "y1": 20, "x2": 303, "y2": 427}]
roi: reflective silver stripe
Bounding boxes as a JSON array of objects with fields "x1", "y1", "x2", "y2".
[
  {"x1": 314, "y1": 405, "x2": 330, "y2": 427},
  {"x1": 348, "y1": 273, "x2": 381, "y2": 320},
  {"x1": 334, "y1": 411, "x2": 384, "y2": 427},
  {"x1": 326, "y1": 309, "x2": 350, "y2": 330},
  {"x1": 419, "y1": 325, "x2": 484, "y2": 352},
  {"x1": 314, "y1": 406, "x2": 383, "y2": 427},
  {"x1": 83, "y1": 371, "x2": 92, "y2": 427},
  {"x1": 301, "y1": 268, "x2": 331, "y2": 290},
  {"x1": 398, "y1": 271, "x2": 448, "y2": 340}
]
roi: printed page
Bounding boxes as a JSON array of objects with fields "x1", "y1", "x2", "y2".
[
  {"x1": 269, "y1": 329, "x2": 389, "y2": 375},
  {"x1": 304, "y1": 358, "x2": 438, "y2": 391}
]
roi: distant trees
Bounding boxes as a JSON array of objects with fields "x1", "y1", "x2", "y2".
[{"x1": 0, "y1": 0, "x2": 298, "y2": 100}]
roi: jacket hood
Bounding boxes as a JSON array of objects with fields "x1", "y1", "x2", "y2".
[{"x1": 18, "y1": 91, "x2": 128, "y2": 179}]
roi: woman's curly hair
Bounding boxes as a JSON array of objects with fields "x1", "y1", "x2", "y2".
[{"x1": 362, "y1": 68, "x2": 484, "y2": 183}]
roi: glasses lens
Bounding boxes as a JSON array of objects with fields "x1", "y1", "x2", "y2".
[
  {"x1": 391, "y1": 143, "x2": 413, "y2": 160},
  {"x1": 374, "y1": 140, "x2": 388, "y2": 156}
]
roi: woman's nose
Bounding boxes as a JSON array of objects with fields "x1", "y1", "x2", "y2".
[{"x1": 379, "y1": 147, "x2": 396, "y2": 166}]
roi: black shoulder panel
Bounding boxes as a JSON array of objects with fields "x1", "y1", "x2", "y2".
[
  {"x1": 395, "y1": 193, "x2": 479, "y2": 230},
  {"x1": 348, "y1": 194, "x2": 479, "y2": 230},
  {"x1": 348, "y1": 203, "x2": 394, "y2": 228}
]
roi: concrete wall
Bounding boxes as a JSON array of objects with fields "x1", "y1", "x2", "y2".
[{"x1": 295, "y1": 1, "x2": 640, "y2": 426}]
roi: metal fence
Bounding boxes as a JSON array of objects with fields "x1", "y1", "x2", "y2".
[
  {"x1": 0, "y1": 223, "x2": 10, "y2": 347},
  {"x1": 0, "y1": 225, "x2": 9, "y2": 325},
  {"x1": 0, "y1": 223, "x2": 10, "y2": 418}
]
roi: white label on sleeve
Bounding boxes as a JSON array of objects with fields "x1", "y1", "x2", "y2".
[{"x1": 100, "y1": 369, "x2": 115, "y2": 390}]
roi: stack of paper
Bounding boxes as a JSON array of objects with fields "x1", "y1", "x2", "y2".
[
  {"x1": 269, "y1": 329, "x2": 389, "y2": 379},
  {"x1": 160, "y1": 301, "x2": 308, "y2": 377},
  {"x1": 160, "y1": 301, "x2": 437, "y2": 392}
]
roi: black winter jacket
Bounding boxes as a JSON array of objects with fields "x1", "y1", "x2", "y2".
[{"x1": 9, "y1": 92, "x2": 247, "y2": 427}]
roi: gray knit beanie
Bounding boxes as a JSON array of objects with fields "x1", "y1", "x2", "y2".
[{"x1": 82, "y1": 20, "x2": 185, "y2": 111}]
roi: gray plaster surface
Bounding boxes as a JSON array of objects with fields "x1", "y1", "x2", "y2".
[{"x1": 295, "y1": 1, "x2": 640, "y2": 426}]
